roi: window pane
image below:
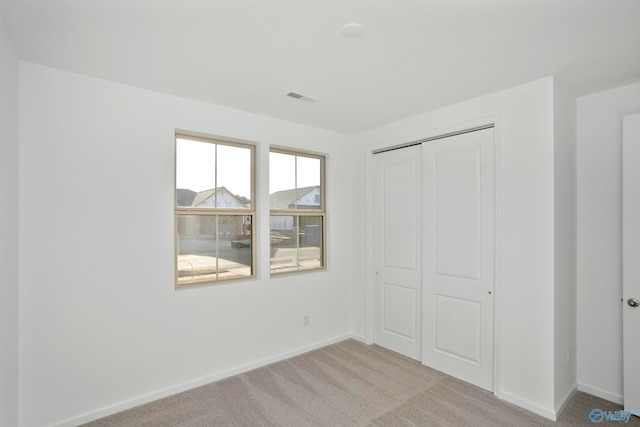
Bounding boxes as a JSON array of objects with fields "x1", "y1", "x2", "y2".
[
  {"x1": 269, "y1": 152, "x2": 296, "y2": 209},
  {"x1": 295, "y1": 185, "x2": 321, "y2": 210},
  {"x1": 217, "y1": 144, "x2": 251, "y2": 209},
  {"x1": 177, "y1": 214, "x2": 252, "y2": 285},
  {"x1": 222, "y1": 215, "x2": 253, "y2": 280},
  {"x1": 270, "y1": 215, "x2": 297, "y2": 272},
  {"x1": 270, "y1": 215, "x2": 323, "y2": 274},
  {"x1": 296, "y1": 156, "x2": 321, "y2": 210},
  {"x1": 296, "y1": 156, "x2": 320, "y2": 187},
  {"x1": 176, "y1": 138, "x2": 216, "y2": 207},
  {"x1": 270, "y1": 152, "x2": 321, "y2": 210}
]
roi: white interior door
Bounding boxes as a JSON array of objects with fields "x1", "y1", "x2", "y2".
[
  {"x1": 374, "y1": 145, "x2": 422, "y2": 360},
  {"x1": 623, "y1": 112, "x2": 640, "y2": 412},
  {"x1": 422, "y1": 128, "x2": 495, "y2": 391}
]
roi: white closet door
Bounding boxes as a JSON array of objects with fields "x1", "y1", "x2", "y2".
[
  {"x1": 422, "y1": 128, "x2": 495, "y2": 391},
  {"x1": 374, "y1": 145, "x2": 422, "y2": 360}
]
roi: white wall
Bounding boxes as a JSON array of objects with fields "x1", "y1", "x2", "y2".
[
  {"x1": 14, "y1": 51, "x2": 638, "y2": 426},
  {"x1": 349, "y1": 140, "x2": 367, "y2": 341},
  {"x1": 577, "y1": 81, "x2": 640, "y2": 404},
  {"x1": 18, "y1": 62, "x2": 353, "y2": 427},
  {"x1": 0, "y1": 16, "x2": 19, "y2": 427},
  {"x1": 553, "y1": 79, "x2": 577, "y2": 412},
  {"x1": 352, "y1": 77, "x2": 562, "y2": 419}
]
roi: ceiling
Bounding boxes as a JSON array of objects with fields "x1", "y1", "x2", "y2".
[{"x1": 2, "y1": 0, "x2": 640, "y2": 134}]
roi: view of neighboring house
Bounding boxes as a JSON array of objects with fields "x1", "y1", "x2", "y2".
[
  {"x1": 177, "y1": 186, "x2": 250, "y2": 238},
  {"x1": 269, "y1": 185, "x2": 320, "y2": 210},
  {"x1": 270, "y1": 185, "x2": 320, "y2": 231},
  {"x1": 191, "y1": 187, "x2": 250, "y2": 209},
  {"x1": 176, "y1": 185, "x2": 322, "y2": 238}
]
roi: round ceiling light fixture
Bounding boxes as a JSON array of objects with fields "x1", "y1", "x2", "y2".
[{"x1": 341, "y1": 22, "x2": 364, "y2": 37}]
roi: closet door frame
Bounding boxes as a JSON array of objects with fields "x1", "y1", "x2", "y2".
[{"x1": 364, "y1": 116, "x2": 503, "y2": 397}]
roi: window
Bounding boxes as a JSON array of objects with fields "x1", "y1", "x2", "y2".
[
  {"x1": 175, "y1": 134, "x2": 255, "y2": 287},
  {"x1": 269, "y1": 148, "x2": 325, "y2": 274}
]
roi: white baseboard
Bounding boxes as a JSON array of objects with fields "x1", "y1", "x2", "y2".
[
  {"x1": 499, "y1": 390, "x2": 557, "y2": 421},
  {"x1": 500, "y1": 383, "x2": 577, "y2": 421},
  {"x1": 350, "y1": 332, "x2": 367, "y2": 343},
  {"x1": 555, "y1": 383, "x2": 578, "y2": 418},
  {"x1": 47, "y1": 333, "x2": 356, "y2": 427},
  {"x1": 578, "y1": 383, "x2": 624, "y2": 405}
]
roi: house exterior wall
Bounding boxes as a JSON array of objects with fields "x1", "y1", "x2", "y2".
[
  {"x1": 296, "y1": 187, "x2": 320, "y2": 208},
  {"x1": 270, "y1": 215, "x2": 294, "y2": 231},
  {"x1": 177, "y1": 215, "x2": 247, "y2": 239},
  {"x1": 269, "y1": 187, "x2": 321, "y2": 231}
]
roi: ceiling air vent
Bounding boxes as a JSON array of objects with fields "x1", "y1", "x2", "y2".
[{"x1": 286, "y1": 91, "x2": 317, "y2": 103}]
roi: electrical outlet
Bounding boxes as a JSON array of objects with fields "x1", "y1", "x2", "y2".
[{"x1": 303, "y1": 315, "x2": 310, "y2": 326}]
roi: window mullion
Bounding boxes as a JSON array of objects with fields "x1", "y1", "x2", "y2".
[
  {"x1": 215, "y1": 215, "x2": 219, "y2": 281},
  {"x1": 296, "y1": 215, "x2": 300, "y2": 270},
  {"x1": 294, "y1": 155, "x2": 298, "y2": 210},
  {"x1": 214, "y1": 143, "x2": 218, "y2": 208}
]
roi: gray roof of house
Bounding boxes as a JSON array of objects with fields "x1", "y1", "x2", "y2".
[
  {"x1": 176, "y1": 188, "x2": 197, "y2": 207},
  {"x1": 191, "y1": 187, "x2": 219, "y2": 207},
  {"x1": 270, "y1": 185, "x2": 318, "y2": 209},
  {"x1": 191, "y1": 186, "x2": 249, "y2": 208}
]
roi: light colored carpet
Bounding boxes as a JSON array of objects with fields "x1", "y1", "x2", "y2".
[{"x1": 84, "y1": 339, "x2": 639, "y2": 426}]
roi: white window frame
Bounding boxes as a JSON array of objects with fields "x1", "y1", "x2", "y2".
[
  {"x1": 269, "y1": 147, "x2": 326, "y2": 275},
  {"x1": 175, "y1": 132, "x2": 256, "y2": 288}
]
